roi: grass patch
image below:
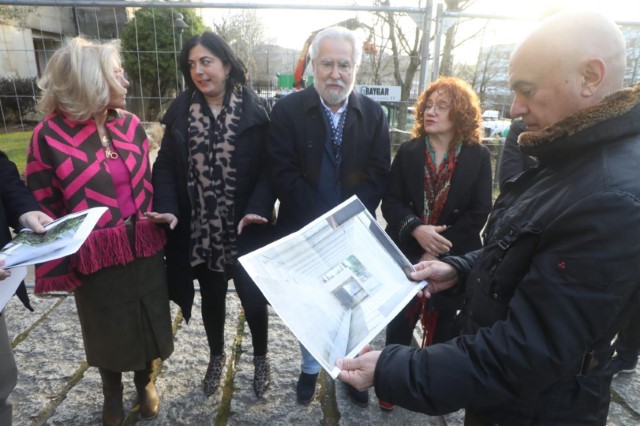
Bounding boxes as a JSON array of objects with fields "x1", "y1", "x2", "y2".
[{"x1": 0, "y1": 130, "x2": 31, "y2": 175}]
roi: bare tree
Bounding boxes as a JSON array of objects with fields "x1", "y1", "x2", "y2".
[
  {"x1": 454, "y1": 38, "x2": 512, "y2": 115},
  {"x1": 357, "y1": 14, "x2": 393, "y2": 86},
  {"x1": 214, "y1": 10, "x2": 266, "y2": 82},
  {"x1": 623, "y1": 27, "x2": 640, "y2": 87},
  {"x1": 472, "y1": 44, "x2": 499, "y2": 102},
  {"x1": 439, "y1": 0, "x2": 476, "y2": 76},
  {"x1": 372, "y1": 0, "x2": 429, "y2": 138}
]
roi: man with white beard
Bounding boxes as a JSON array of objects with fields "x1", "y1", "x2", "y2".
[{"x1": 268, "y1": 26, "x2": 390, "y2": 407}]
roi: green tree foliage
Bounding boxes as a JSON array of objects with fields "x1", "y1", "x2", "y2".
[{"x1": 120, "y1": 7, "x2": 207, "y2": 101}]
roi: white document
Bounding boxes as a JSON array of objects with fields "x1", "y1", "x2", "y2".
[
  {"x1": 239, "y1": 196, "x2": 426, "y2": 378},
  {"x1": 0, "y1": 266, "x2": 27, "y2": 312},
  {"x1": 0, "y1": 207, "x2": 108, "y2": 268}
]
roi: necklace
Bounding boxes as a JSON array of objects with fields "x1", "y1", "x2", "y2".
[{"x1": 101, "y1": 135, "x2": 118, "y2": 160}]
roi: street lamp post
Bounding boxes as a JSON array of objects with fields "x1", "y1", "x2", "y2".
[{"x1": 174, "y1": 12, "x2": 188, "y2": 91}]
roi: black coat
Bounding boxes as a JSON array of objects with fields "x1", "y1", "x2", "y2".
[
  {"x1": 0, "y1": 150, "x2": 40, "y2": 311},
  {"x1": 375, "y1": 85, "x2": 640, "y2": 423},
  {"x1": 382, "y1": 138, "x2": 492, "y2": 261},
  {"x1": 497, "y1": 118, "x2": 537, "y2": 192},
  {"x1": 152, "y1": 86, "x2": 274, "y2": 321},
  {"x1": 268, "y1": 86, "x2": 390, "y2": 235}
]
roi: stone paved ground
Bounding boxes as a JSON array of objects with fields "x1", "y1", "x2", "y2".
[{"x1": 4, "y1": 271, "x2": 640, "y2": 425}]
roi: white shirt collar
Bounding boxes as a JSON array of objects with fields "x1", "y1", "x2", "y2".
[{"x1": 319, "y1": 96, "x2": 349, "y2": 127}]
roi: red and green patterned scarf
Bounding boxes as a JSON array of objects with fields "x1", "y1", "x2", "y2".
[
  {"x1": 421, "y1": 136, "x2": 462, "y2": 225},
  {"x1": 417, "y1": 136, "x2": 461, "y2": 347}
]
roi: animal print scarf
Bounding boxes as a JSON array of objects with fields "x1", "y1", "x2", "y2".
[{"x1": 187, "y1": 87, "x2": 242, "y2": 273}]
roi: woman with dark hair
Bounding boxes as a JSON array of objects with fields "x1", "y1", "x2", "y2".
[
  {"x1": 379, "y1": 76, "x2": 492, "y2": 411},
  {"x1": 146, "y1": 32, "x2": 275, "y2": 398}
]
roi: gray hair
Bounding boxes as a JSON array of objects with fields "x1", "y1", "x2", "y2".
[{"x1": 309, "y1": 26, "x2": 362, "y2": 67}]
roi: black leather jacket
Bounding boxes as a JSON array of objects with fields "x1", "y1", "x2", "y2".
[{"x1": 375, "y1": 84, "x2": 640, "y2": 424}]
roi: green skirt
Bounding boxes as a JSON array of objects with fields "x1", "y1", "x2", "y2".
[{"x1": 74, "y1": 249, "x2": 174, "y2": 372}]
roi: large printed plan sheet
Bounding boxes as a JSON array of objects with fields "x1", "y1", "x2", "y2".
[
  {"x1": 239, "y1": 196, "x2": 426, "y2": 378},
  {"x1": 0, "y1": 207, "x2": 107, "y2": 311}
]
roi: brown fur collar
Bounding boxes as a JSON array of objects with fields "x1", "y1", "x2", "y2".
[{"x1": 519, "y1": 83, "x2": 640, "y2": 149}]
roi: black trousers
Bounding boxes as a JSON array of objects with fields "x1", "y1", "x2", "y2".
[{"x1": 194, "y1": 263, "x2": 269, "y2": 357}]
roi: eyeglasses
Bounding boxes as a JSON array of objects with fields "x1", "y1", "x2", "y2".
[
  {"x1": 424, "y1": 101, "x2": 451, "y2": 114},
  {"x1": 318, "y1": 59, "x2": 353, "y2": 74}
]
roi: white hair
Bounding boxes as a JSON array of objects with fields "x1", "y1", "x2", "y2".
[{"x1": 309, "y1": 26, "x2": 362, "y2": 67}]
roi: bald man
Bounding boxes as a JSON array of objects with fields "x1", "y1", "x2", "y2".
[{"x1": 336, "y1": 10, "x2": 640, "y2": 424}]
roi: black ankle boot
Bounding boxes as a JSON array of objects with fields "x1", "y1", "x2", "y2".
[
  {"x1": 203, "y1": 353, "x2": 226, "y2": 397},
  {"x1": 296, "y1": 372, "x2": 318, "y2": 404},
  {"x1": 253, "y1": 354, "x2": 271, "y2": 397}
]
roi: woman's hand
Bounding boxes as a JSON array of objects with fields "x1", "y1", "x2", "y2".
[
  {"x1": 237, "y1": 214, "x2": 268, "y2": 235},
  {"x1": 411, "y1": 224, "x2": 452, "y2": 257},
  {"x1": 144, "y1": 212, "x2": 178, "y2": 230}
]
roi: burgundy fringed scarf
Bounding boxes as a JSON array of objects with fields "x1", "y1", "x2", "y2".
[{"x1": 408, "y1": 136, "x2": 461, "y2": 347}]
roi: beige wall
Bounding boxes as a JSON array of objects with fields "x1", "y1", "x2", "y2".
[
  {"x1": 0, "y1": 25, "x2": 37, "y2": 78},
  {"x1": 24, "y1": 6, "x2": 74, "y2": 35}
]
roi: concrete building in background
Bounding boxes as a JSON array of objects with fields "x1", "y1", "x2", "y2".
[{"x1": 0, "y1": 5, "x2": 128, "y2": 78}]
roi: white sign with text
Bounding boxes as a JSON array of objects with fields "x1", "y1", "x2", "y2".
[{"x1": 358, "y1": 85, "x2": 401, "y2": 102}]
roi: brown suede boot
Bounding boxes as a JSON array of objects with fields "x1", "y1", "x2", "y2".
[
  {"x1": 134, "y1": 363, "x2": 159, "y2": 420},
  {"x1": 99, "y1": 368, "x2": 124, "y2": 426}
]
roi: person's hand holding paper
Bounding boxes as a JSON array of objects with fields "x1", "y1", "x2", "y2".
[{"x1": 18, "y1": 211, "x2": 53, "y2": 233}]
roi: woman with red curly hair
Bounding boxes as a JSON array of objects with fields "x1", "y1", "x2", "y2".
[{"x1": 379, "y1": 77, "x2": 492, "y2": 411}]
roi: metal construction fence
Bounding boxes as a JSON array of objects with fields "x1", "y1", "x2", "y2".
[
  {"x1": 2, "y1": 1, "x2": 640, "y2": 194},
  {"x1": 0, "y1": 1, "x2": 431, "y2": 132},
  {"x1": 3, "y1": 2, "x2": 640, "y2": 129}
]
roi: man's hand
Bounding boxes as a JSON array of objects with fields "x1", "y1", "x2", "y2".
[
  {"x1": 144, "y1": 212, "x2": 178, "y2": 230},
  {"x1": 411, "y1": 225, "x2": 452, "y2": 257},
  {"x1": 0, "y1": 259, "x2": 10, "y2": 281},
  {"x1": 411, "y1": 260, "x2": 459, "y2": 298},
  {"x1": 336, "y1": 345, "x2": 380, "y2": 391},
  {"x1": 18, "y1": 211, "x2": 53, "y2": 234},
  {"x1": 237, "y1": 214, "x2": 268, "y2": 235}
]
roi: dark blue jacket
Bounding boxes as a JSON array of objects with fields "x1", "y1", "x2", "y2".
[{"x1": 268, "y1": 86, "x2": 390, "y2": 235}]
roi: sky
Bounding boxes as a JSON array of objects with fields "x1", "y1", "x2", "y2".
[{"x1": 211, "y1": 0, "x2": 640, "y2": 55}]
